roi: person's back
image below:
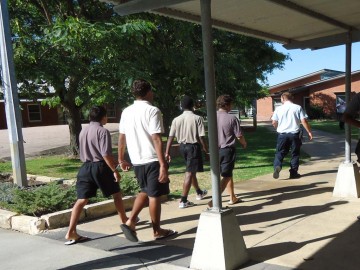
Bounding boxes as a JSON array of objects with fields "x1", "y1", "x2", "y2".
[
  {"x1": 272, "y1": 101, "x2": 303, "y2": 134},
  {"x1": 271, "y1": 92, "x2": 312, "y2": 179},
  {"x1": 120, "y1": 100, "x2": 162, "y2": 165},
  {"x1": 171, "y1": 111, "x2": 204, "y2": 144},
  {"x1": 217, "y1": 111, "x2": 242, "y2": 148},
  {"x1": 166, "y1": 95, "x2": 208, "y2": 208},
  {"x1": 79, "y1": 122, "x2": 111, "y2": 163}
]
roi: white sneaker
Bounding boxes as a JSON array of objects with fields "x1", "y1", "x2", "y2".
[
  {"x1": 196, "y1": 190, "x2": 208, "y2": 200},
  {"x1": 179, "y1": 200, "x2": 195, "y2": 209}
]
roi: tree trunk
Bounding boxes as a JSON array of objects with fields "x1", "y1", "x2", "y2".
[{"x1": 63, "y1": 105, "x2": 82, "y2": 157}]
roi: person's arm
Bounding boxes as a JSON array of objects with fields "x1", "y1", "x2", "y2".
[
  {"x1": 165, "y1": 136, "x2": 175, "y2": 163},
  {"x1": 199, "y1": 136, "x2": 209, "y2": 153},
  {"x1": 237, "y1": 135, "x2": 247, "y2": 149},
  {"x1": 103, "y1": 155, "x2": 121, "y2": 182},
  {"x1": 117, "y1": 133, "x2": 132, "y2": 171},
  {"x1": 152, "y1": 133, "x2": 169, "y2": 183},
  {"x1": 343, "y1": 112, "x2": 360, "y2": 128},
  {"x1": 272, "y1": 120, "x2": 278, "y2": 129},
  {"x1": 300, "y1": 118, "x2": 313, "y2": 140}
]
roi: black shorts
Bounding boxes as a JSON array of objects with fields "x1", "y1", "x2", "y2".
[
  {"x1": 179, "y1": 143, "x2": 204, "y2": 173},
  {"x1": 134, "y1": 161, "x2": 170, "y2": 197},
  {"x1": 219, "y1": 147, "x2": 236, "y2": 177},
  {"x1": 76, "y1": 161, "x2": 120, "y2": 199}
]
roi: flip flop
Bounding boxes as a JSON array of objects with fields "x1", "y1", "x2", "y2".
[
  {"x1": 64, "y1": 236, "x2": 91, "y2": 246},
  {"x1": 154, "y1": 229, "x2": 177, "y2": 240},
  {"x1": 120, "y1": 224, "x2": 139, "y2": 242},
  {"x1": 228, "y1": 198, "x2": 243, "y2": 205}
]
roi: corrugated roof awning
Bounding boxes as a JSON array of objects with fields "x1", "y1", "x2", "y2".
[{"x1": 103, "y1": 0, "x2": 360, "y2": 50}]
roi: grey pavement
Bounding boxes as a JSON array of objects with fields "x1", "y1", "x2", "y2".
[
  {"x1": 0, "y1": 123, "x2": 120, "y2": 160},
  {"x1": 2, "y1": 122, "x2": 360, "y2": 269}
]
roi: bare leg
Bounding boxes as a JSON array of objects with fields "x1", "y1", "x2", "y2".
[
  {"x1": 125, "y1": 192, "x2": 148, "y2": 230},
  {"x1": 225, "y1": 177, "x2": 238, "y2": 202},
  {"x1": 182, "y1": 172, "x2": 193, "y2": 197},
  {"x1": 112, "y1": 192, "x2": 127, "y2": 224},
  {"x1": 191, "y1": 173, "x2": 200, "y2": 190},
  {"x1": 65, "y1": 198, "x2": 88, "y2": 240},
  {"x1": 208, "y1": 177, "x2": 230, "y2": 207},
  {"x1": 149, "y1": 196, "x2": 169, "y2": 237}
]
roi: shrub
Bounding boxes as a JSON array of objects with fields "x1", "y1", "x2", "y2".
[
  {"x1": 0, "y1": 173, "x2": 140, "y2": 216},
  {"x1": 120, "y1": 173, "x2": 140, "y2": 196},
  {"x1": 307, "y1": 105, "x2": 327, "y2": 120}
]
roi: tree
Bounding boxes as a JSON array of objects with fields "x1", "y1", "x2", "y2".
[
  {"x1": 9, "y1": 0, "x2": 154, "y2": 155},
  {"x1": 9, "y1": 1, "x2": 287, "y2": 154},
  {"x1": 128, "y1": 15, "x2": 287, "y2": 129}
]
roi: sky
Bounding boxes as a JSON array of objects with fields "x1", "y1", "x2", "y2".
[{"x1": 266, "y1": 42, "x2": 360, "y2": 86}]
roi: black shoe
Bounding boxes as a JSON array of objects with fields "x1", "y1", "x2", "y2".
[
  {"x1": 290, "y1": 173, "x2": 301, "y2": 179},
  {"x1": 273, "y1": 166, "x2": 281, "y2": 179}
]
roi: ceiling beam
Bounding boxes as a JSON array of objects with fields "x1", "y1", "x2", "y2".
[
  {"x1": 110, "y1": 0, "x2": 192, "y2": 16},
  {"x1": 154, "y1": 7, "x2": 291, "y2": 44},
  {"x1": 284, "y1": 30, "x2": 360, "y2": 50},
  {"x1": 267, "y1": 0, "x2": 353, "y2": 31}
]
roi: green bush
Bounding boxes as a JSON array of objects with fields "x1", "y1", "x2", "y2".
[
  {"x1": 120, "y1": 173, "x2": 140, "y2": 196},
  {"x1": 0, "y1": 173, "x2": 140, "y2": 217},
  {"x1": 307, "y1": 105, "x2": 327, "y2": 119}
]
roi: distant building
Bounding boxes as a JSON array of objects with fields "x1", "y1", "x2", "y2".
[
  {"x1": 257, "y1": 69, "x2": 360, "y2": 121},
  {"x1": 0, "y1": 100, "x2": 121, "y2": 129}
]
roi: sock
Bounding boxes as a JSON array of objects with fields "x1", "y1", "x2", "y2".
[
  {"x1": 196, "y1": 189, "x2": 203, "y2": 195},
  {"x1": 181, "y1": 196, "x2": 188, "y2": 203}
]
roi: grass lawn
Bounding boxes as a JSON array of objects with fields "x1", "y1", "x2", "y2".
[
  {"x1": 0, "y1": 126, "x2": 310, "y2": 197},
  {"x1": 309, "y1": 119, "x2": 359, "y2": 139}
]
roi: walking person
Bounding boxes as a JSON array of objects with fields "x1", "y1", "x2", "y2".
[
  {"x1": 165, "y1": 95, "x2": 208, "y2": 209},
  {"x1": 118, "y1": 79, "x2": 176, "y2": 242},
  {"x1": 209, "y1": 94, "x2": 247, "y2": 207},
  {"x1": 272, "y1": 92, "x2": 313, "y2": 179},
  {"x1": 342, "y1": 92, "x2": 360, "y2": 162},
  {"x1": 65, "y1": 106, "x2": 127, "y2": 245}
]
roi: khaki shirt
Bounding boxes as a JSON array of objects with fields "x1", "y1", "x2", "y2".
[{"x1": 169, "y1": 111, "x2": 206, "y2": 144}]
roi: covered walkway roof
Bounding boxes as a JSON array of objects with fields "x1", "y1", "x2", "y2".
[{"x1": 105, "y1": 0, "x2": 360, "y2": 50}]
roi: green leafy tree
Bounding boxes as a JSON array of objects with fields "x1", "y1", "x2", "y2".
[{"x1": 9, "y1": 0, "x2": 154, "y2": 155}]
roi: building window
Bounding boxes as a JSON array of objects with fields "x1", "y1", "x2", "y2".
[
  {"x1": 106, "y1": 104, "x2": 116, "y2": 118},
  {"x1": 273, "y1": 98, "x2": 282, "y2": 111},
  {"x1": 28, "y1": 104, "x2": 41, "y2": 122}
]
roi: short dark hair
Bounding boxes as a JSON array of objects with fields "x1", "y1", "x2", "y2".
[
  {"x1": 89, "y1": 106, "x2": 107, "y2": 122},
  {"x1": 181, "y1": 95, "x2": 194, "y2": 110},
  {"x1": 216, "y1": 94, "x2": 233, "y2": 109},
  {"x1": 132, "y1": 79, "x2": 152, "y2": 98}
]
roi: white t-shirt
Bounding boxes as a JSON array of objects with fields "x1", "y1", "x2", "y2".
[
  {"x1": 271, "y1": 101, "x2": 307, "y2": 133},
  {"x1": 119, "y1": 100, "x2": 164, "y2": 165}
]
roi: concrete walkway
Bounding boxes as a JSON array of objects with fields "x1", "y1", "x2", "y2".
[
  {"x1": 0, "y1": 123, "x2": 120, "y2": 160},
  {"x1": 2, "y1": 124, "x2": 360, "y2": 269}
]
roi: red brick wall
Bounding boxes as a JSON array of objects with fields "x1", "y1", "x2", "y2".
[
  {"x1": 309, "y1": 73, "x2": 360, "y2": 117},
  {"x1": 257, "y1": 96, "x2": 273, "y2": 121},
  {"x1": 0, "y1": 101, "x2": 60, "y2": 129}
]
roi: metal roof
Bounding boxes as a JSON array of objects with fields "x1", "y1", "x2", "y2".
[{"x1": 103, "y1": 0, "x2": 360, "y2": 50}]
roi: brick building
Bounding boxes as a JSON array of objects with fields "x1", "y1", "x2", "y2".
[
  {"x1": 0, "y1": 100, "x2": 121, "y2": 129},
  {"x1": 257, "y1": 69, "x2": 360, "y2": 121}
]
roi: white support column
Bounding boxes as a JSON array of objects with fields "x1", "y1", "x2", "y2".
[{"x1": 333, "y1": 34, "x2": 360, "y2": 198}]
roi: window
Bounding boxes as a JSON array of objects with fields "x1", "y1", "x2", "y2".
[
  {"x1": 27, "y1": 104, "x2": 41, "y2": 122},
  {"x1": 106, "y1": 104, "x2": 116, "y2": 118}
]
